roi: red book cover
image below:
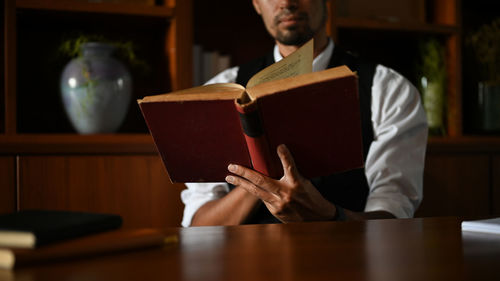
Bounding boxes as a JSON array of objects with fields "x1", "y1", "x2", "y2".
[
  {"x1": 139, "y1": 97, "x2": 251, "y2": 182},
  {"x1": 252, "y1": 74, "x2": 363, "y2": 179}
]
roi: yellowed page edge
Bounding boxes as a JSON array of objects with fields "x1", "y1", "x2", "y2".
[
  {"x1": 138, "y1": 83, "x2": 245, "y2": 103},
  {"x1": 245, "y1": 39, "x2": 313, "y2": 88},
  {"x1": 246, "y1": 65, "x2": 354, "y2": 100}
]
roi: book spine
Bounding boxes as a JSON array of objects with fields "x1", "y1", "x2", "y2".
[{"x1": 235, "y1": 101, "x2": 281, "y2": 179}]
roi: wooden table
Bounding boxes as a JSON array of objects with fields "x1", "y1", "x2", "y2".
[{"x1": 3, "y1": 217, "x2": 500, "y2": 281}]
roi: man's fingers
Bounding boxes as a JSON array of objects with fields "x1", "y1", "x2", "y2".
[
  {"x1": 225, "y1": 174, "x2": 275, "y2": 203},
  {"x1": 227, "y1": 164, "x2": 280, "y2": 195},
  {"x1": 277, "y1": 144, "x2": 299, "y2": 179}
]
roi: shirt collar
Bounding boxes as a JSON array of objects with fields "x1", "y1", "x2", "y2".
[{"x1": 273, "y1": 38, "x2": 334, "y2": 72}]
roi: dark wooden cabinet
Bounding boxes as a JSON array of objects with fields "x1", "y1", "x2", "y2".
[
  {"x1": 492, "y1": 156, "x2": 500, "y2": 216},
  {"x1": 417, "y1": 153, "x2": 490, "y2": 217},
  {"x1": 1, "y1": 0, "x2": 191, "y2": 226},
  {"x1": 0, "y1": 156, "x2": 16, "y2": 214},
  {"x1": 5, "y1": 0, "x2": 192, "y2": 134},
  {"x1": 0, "y1": 135, "x2": 186, "y2": 226},
  {"x1": 18, "y1": 154, "x2": 185, "y2": 227},
  {"x1": 416, "y1": 138, "x2": 500, "y2": 217}
]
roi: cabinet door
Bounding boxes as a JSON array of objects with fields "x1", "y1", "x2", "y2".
[
  {"x1": 18, "y1": 155, "x2": 185, "y2": 227},
  {"x1": 416, "y1": 154, "x2": 490, "y2": 217},
  {"x1": 493, "y1": 156, "x2": 500, "y2": 216},
  {"x1": 0, "y1": 157, "x2": 16, "y2": 214}
]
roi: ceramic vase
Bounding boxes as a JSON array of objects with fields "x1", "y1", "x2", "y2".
[{"x1": 60, "y1": 42, "x2": 132, "y2": 134}]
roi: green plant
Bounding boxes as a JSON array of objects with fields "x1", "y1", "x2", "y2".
[
  {"x1": 417, "y1": 38, "x2": 447, "y2": 136},
  {"x1": 59, "y1": 34, "x2": 149, "y2": 73},
  {"x1": 467, "y1": 18, "x2": 500, "y2": 83},
  {"x1": 418, "y1": 38, "x2": 446, "y2": 84}
]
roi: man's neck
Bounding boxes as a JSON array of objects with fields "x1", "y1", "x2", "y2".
[{"x1": 276, "y1": 28, "x2": 329, "y2": 58}]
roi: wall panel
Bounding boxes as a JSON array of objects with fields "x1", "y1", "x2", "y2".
[{"x1": 18, "y1": 155, "x2": 185, "y2": 227}]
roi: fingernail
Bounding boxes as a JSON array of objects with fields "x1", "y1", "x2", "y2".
[
  {"x1": 225, "y1": 176, "x2": 234, "y2": 183},
  {"x1": 278, "y1": 144, "x2": 286, "y2": 153},
  {"x1": 228, "y1": 164, "x2": 236, "y2": 172}
]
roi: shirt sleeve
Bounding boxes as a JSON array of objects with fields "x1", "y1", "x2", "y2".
[
  {"x1": 364, "y1": 65, "x2": 428, "y2": 218},
  {"x1": 204, "y1": 66, "x2": 240, "y2": 84},
  {"x1": 181, "y1": 183, "x2": 230, "y2": 227},
  {"x1": 180, "y1": 66, "x2": 240, "y2": 227}
]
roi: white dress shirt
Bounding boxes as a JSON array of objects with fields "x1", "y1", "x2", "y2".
[{"x1": 181, "y1": 39, "x2": 428, "y2": 227}]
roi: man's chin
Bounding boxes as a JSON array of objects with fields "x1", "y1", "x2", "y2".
[{"x1": 276, "y1": 31, "x2": 313, "y2": 46}]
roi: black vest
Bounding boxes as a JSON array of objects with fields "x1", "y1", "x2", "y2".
[{"x1": 233, "y1": 47, "x2": 376, "y2": 224}]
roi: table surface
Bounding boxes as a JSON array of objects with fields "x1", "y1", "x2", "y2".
[{"x1": 3, "y1": 217, "x2": 500, "y2": 281}]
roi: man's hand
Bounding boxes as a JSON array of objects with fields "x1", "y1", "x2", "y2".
[{"x1": 225, "y1": 144, "x2": 337, "y2": 223}]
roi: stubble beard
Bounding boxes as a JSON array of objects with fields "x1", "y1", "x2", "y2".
[
  {"x1": 275, "y1": 25, "x2": 315, "y2": 46},
  {"x1": 273, "y1": 8, "x2": 326, "y2": 46}
]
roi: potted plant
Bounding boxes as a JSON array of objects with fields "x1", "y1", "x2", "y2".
[{"x1": 417, "y1": 38, "x2": 447, "y2": 136}]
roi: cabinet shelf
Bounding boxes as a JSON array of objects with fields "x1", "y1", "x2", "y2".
[
  {"x1": 427, "y1": 136, "x2": 500, "y2": 153},
  {"x1": 335, "y1": 17, "x2": 459, "y2": 34},
  {"x1": 2, "y1": 0, "x2": 193, "y2": 136},
  {"x1": 16, "y1": 0, "x2": 174, "y2": 17},
  {"x1": 2, "y1": 133, "x2": 500, "y2": 155},
  {"x1": 0, "y1": 133, "x2": 156, "y2": 154}
]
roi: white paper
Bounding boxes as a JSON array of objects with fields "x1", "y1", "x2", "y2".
[{"x1": 461, "y1": 218, "x2": 500, "y2": 235}]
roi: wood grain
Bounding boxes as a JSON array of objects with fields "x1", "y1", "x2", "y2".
[
  {"x1": 492, "y1": 156, "x2": 500, "y2": 215},
  {"x1": 427, "y1": 136, "x2": 500, "y2": 153},
  {"x1": 416, "y1": 153, "x2": 490, "y2": 217},
  {"x1": 431, "y1": 0, "x2": 458, "y2": 25},
  {"x1": 0, "y1": 134, "x2": 156, "y2": 154},
  {"x1": 10, "y1": 217, "x2": 499, "y2": 281},
  {"x1": 0, "y1": 156, "x2": 16, "y2": 214},
  {"x1": 446, "y1": 34, "x2": 462, "y2": 137},
  {"x1": 166, "y1": 0, "x2": 192, "y2": 90},
  {"x1": 16, "y1": 0, "x2": 174, "y2": 17},
  {"x1": 0, "y1": 2, "x2": 4, "y2": 134},
  {"x1": 18, "y1": 155, "x2": 186, "y2": 227},
  {"x1": 335, "y1": 17, "x2": 458, "y2": 33},
  {"x1": 4, "y1": 0, "x2": 16, "y2": 134}
]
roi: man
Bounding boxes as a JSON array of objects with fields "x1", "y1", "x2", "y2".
[{"x1": 181, "y1": 0, "x2": 427, "y2": 226}]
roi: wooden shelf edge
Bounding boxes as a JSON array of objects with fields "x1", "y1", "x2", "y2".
[
  {"x1": 336, "y1": 17, "x2": 458, "y2": 34},
  {"x1": 3, "y1": 134, "x2": 500, "y2": 155},
  {"x1": 428, "y1": 136, "x2": 500, "y2": 153},
  {"x1": 16, "y1": 0, "x2": 174, "y2": 18},
  {"x1": 0, "y1": 134, "x2": 158, "y2": 154}
]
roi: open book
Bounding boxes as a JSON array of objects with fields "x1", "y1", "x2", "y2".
[{"x1": 138, "y1": 40, "x2": 364, "y2": 182}]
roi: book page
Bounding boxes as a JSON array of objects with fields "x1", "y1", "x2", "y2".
[
  {"x1": 246, "y1": 39, "x2": 313, "y2": 88},
  {"x1": 247, "y1": 65, "x2": 354, "y2": 100},
  {"x1": 138, "y1": 83, "x2": 245, "y2": 103}
]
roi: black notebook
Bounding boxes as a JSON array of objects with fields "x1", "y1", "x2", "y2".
[{"x1": 0, "y1": 210, "x2": 123, "y2": 249}]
